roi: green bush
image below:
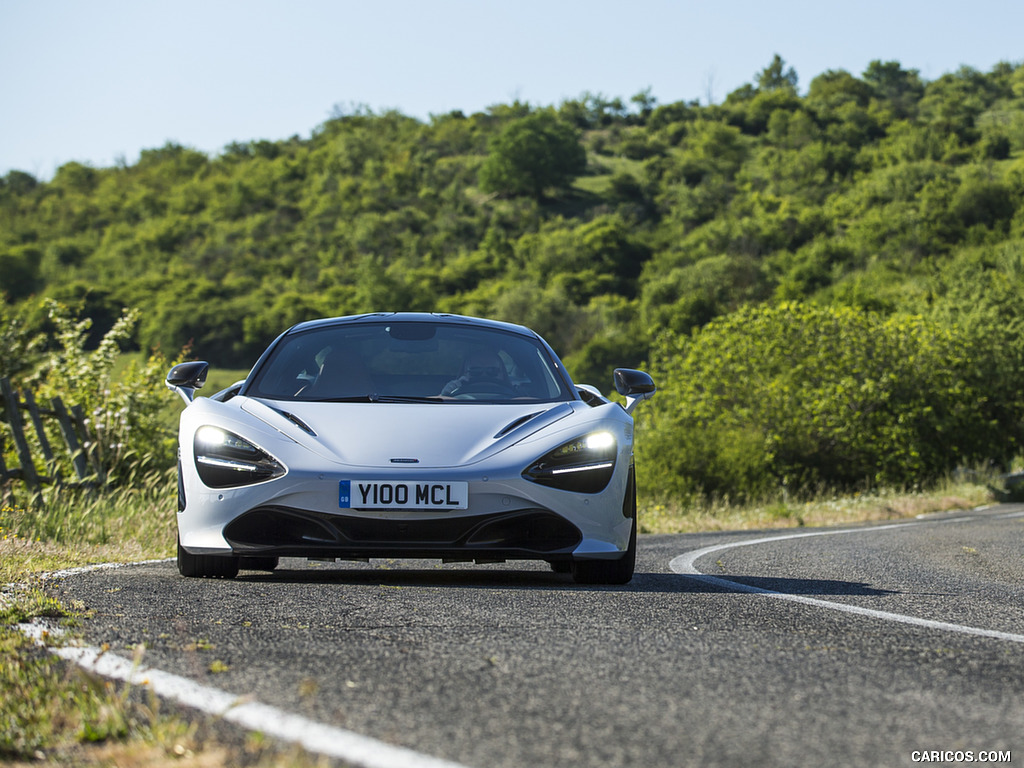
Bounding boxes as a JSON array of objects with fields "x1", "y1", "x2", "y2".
[
  {"x1": 3, "y1": 300, "x2": 181, "y2": 491},
  {"x1": 636, "y1": 302, "x2": 1017, "y2": 500}
]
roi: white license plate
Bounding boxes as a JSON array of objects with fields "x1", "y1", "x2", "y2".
[{"x1": 339, "y1": 480, "x2": 468, "y2": 510}]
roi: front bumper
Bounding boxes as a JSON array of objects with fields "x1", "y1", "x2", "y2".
[
  {"x1": 222, "y1": 506, "x2": 582, "y2": 560},
  {"x1": 178, "y1": 465, "x2": 633, "y2": 562}
]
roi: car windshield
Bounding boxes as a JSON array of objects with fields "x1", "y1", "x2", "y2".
[{"x1": 245, "y1": 321, "x2": 575, "y2": 404}]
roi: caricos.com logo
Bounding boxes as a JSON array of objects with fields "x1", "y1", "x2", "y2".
[{"x1": 911, "y1": 751, "x2": 1011, "y2": 763}]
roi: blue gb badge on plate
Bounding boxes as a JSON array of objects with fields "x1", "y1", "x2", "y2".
[{"x1": 339, "y1": 480, "x2": 351, "y2": 508}]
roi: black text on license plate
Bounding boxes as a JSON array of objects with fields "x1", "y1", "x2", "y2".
[{"x1": 339, "y1": 480, "x2": 468, "y2": 509}]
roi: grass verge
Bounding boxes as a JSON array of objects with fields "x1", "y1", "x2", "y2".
[
  {"x1": 1, "y1": 481, "x2": 334, "y2": 767},
  {"x1": 638, "y1": 473, "x2": 999, "y2": 534}
]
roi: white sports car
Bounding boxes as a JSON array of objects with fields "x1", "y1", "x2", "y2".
[{"x1": 166, "y1": 312, "x2": 655, "y2": 584}]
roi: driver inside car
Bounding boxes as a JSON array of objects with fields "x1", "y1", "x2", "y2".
[{"x1": 441, "y1": 351, "x2": 511, "y2": 396}]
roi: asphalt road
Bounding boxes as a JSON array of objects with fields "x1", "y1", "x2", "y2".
[{"x1": 46, "y1": 504, "x2": 1024, "y2": 768}]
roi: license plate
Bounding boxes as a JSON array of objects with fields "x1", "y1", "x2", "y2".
[{"x1": 339, "y1": 480, "x2": 468, "y2": 510}]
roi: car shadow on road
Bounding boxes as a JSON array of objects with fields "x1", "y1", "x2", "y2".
[
  {"x1": 564, "y1": 572, "x2": 903, "y2": 596},
  {"x1": 675, "y1": 573, "x2": 901, "y2": 596},
  {"x1": 231, "y1": 565, "x2": 900, "y2": 597}
]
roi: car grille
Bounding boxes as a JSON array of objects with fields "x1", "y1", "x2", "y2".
[{"x1": 223, "y1": 506, "x2": 582, "y2": 558}]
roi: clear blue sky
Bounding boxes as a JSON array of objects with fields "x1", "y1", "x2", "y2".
[{"x1": 2, "y1": 0, "x2": 1022, "y2": 179}]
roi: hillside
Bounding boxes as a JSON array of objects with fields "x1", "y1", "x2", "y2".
[{"x1": 3, "y1": 56, "x2": 1024, "y2": 498}]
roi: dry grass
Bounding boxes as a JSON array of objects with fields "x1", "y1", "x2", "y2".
[{"x1": 639, "y1": 479, "x2": 995, "y2": 534}]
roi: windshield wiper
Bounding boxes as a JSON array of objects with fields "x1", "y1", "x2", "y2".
[
  {"x1": 310, "y1": 394, "x2": 446, "y2": 404},
  {"x1": 311, "y1": 395, "x2": 376, "y2": 403},
  {"x1": 369, "y1": 394, "x2": 446, "y2": 404}
]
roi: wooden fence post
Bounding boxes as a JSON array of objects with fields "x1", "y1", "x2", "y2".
[
  {"x1": 23, "y1": 390, "x2": 60, "y2": 486},
  {"x1": 50, "y1": 396, "x2": 90, "y2": 483},
  {"x1": 70, "y1": 403, "x2": 105, "y2": 487},
  {"x1": 0, "y1": 432, "x2": 12, "y2": 505},
  {"x1": 1, "y1": 376, "x2": 40, "y2": 492},
  {"x1": 0, "y1": 377, "x2": 109, "y2": 493},
  {"x1": 0, "y1": 431, "x2": 10, "y2": 483}
]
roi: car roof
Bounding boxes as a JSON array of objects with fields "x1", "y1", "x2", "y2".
[{"x1": 285, "y1": 312, "x2": 540, "y2": 339}]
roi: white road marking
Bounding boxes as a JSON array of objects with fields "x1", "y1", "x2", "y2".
[
  {"x1": 19, "y1": 619, "x2": 470, "y2": 768},
  {"x1": 15, "y1": 565, "x2": 472, "y2": 768},
  {"x1": 669, "y1": 516, "x2": 1024, "y2": 645}
]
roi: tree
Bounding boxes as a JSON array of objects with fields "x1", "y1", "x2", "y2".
[
  {"x1": 863, "y1": 60, "x2": 924, "y2": 119},
  {"x1": 1, "y1": 170, "x2": 39, "y2": 196},
  {"x1": 478, "y1": 110, "x2": 587, "y2": 199},
  {"x1": 631, "y1": 87, "x2": 657, "y2": 121},
  {"x1": 0, "y1": 246, "x2": 43, "y2": 301},
  {"x1": 757, "y1": 54, "x2": 798, "y2": 92},
  {"x1": 807, "y1": 69, "x2": 873, "y2": 111}
]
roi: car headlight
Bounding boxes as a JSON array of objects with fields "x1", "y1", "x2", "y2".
[
  {"x1": 193, "y1": 426, "x2": 286, "y2": 488},
  {"x1": 523, "y1": 431, "x2": 617, "y2": 493}
]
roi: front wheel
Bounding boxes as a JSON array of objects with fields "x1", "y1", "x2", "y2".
[
  {"x1": 177, "y1": 536, "x2": 240, "y2": 579},
  {"x1": 570, "y1": 519, "x2": 636, "y2": 585},
  {"x1": 571, "y1": 468, "x2": 637, "y2": 585}
]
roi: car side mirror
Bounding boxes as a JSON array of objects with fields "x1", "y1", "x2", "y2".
[
  {"x1": 613, "y1": 368, "x2": 656, "y2": 414},
  {"x1": 166, "y1": 361, "x2": 209, "y2": 404}
]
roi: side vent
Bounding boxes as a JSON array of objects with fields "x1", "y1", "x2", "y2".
[
  {"x1": 268, "y1": 406, "x2": 316, "y2": 436},
  {"x1": 494, "y1": 412, "x2": 543, "y2": 439}
]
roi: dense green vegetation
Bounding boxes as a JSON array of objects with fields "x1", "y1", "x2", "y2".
[{"x1": 3, "y1": 56, "x2": 1024, "y2": 501}]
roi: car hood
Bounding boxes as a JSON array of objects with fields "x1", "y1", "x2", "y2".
[{"x1": 239, "y1": 398, "x2": 578, "y2": 468}]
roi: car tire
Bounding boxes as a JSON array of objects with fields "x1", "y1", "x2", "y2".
[
  {"x1": 571, "y1": 466, "x2": 637, "y2": 585},
  {"x1": 177, "y1": 536, "x2": 240, "y2": 579},
  {"x1": 571, "y1": 519, "x2": 636, "y2": 585}
]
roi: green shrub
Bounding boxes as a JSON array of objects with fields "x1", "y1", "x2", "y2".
[
  {"x1": 636, "y1": 302, "x2": 1017, "y2": 500},
  {"x1": 3, "y1": 300, "x2": 181, "y2": 492}
]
